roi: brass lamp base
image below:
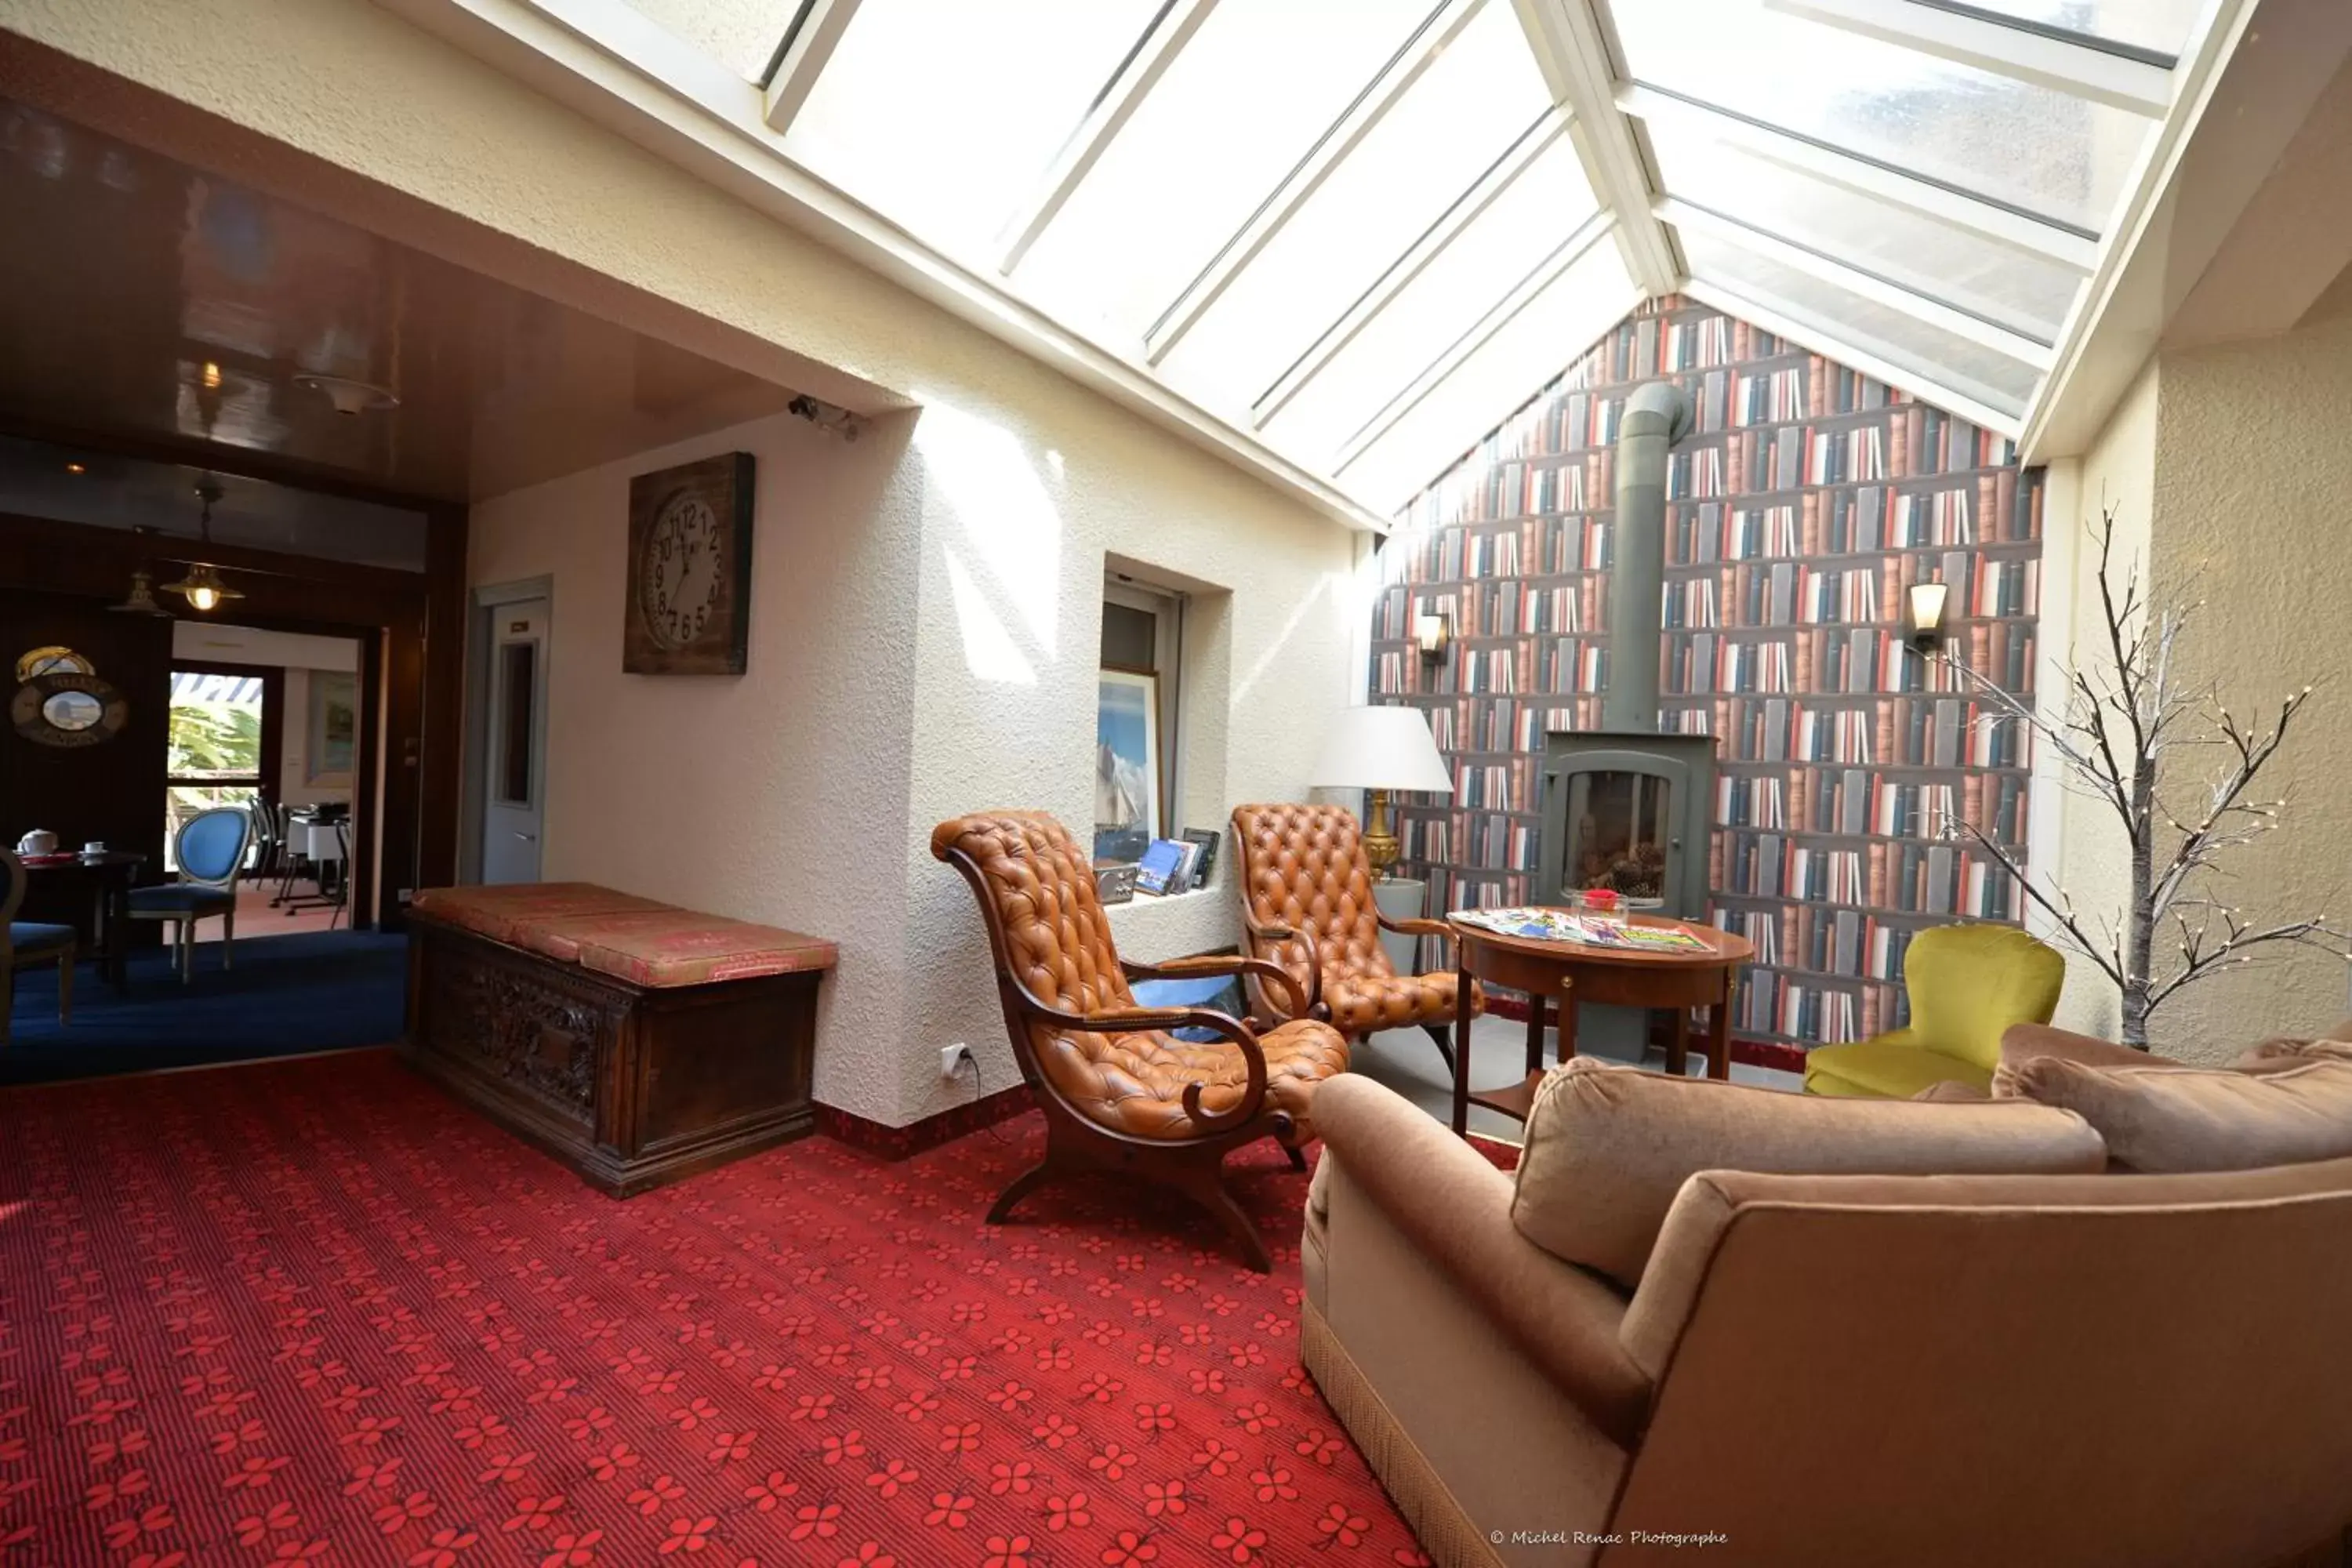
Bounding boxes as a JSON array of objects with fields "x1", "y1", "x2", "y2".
[{"x1": 1363, "y1": 787, "x2": 1401, "y2": 880}]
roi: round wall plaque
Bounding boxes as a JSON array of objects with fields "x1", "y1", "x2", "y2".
[
  {"x1": 13, "y1": 645, "x2": 93, "y2": 683},
  {"x1": 10, "y1": 672, "x2": 129, "y2": 749}
]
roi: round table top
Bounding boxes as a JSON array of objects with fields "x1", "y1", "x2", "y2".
[
  {"x1": 21, "y1": 850, "x2": 147, "y2": 870},
  {"x1": 1446, "y1": 907, "x2": 1755, "y2": 968}
]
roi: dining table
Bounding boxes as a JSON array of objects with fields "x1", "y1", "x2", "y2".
[{"x1": 20, "y1": 850, "x2": 147, "y2": 989}]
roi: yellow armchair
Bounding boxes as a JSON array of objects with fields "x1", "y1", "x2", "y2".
[{"x1": 1805, "y1": 924, "x2": 2064, "y2": 1098}]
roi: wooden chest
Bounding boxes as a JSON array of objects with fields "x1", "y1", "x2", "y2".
[{"x1": 405, "y1": 895, "x2": 829, "y2": 1196}]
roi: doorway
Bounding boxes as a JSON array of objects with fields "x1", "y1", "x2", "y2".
[{"x1": 470, "y1": 583, "x2": 552, "y2": 885}]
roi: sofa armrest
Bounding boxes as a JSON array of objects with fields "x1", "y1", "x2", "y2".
[
  {"x1": 2001, "y1": 1022, "x2": 2167, "y2": 1073},
  {"x1": 1312, "y1": 1076, "x2": 1654, "y2": 1445}
]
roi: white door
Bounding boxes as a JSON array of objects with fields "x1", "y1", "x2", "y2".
[{"x1": 481, "y1": 598, "x2": 548, "y2": 884}]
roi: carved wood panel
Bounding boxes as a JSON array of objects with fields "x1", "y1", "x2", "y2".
[{"x1": 421, "y1": 946, "x2": 609, "y2": 1127}]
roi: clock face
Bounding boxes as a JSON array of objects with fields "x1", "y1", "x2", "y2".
[
  {"x1": 639, "y1": 491, "x2": 724, "y2": 652},
  {"x1": 623, "y1": 452, "x2": 753, "y2": 676}
]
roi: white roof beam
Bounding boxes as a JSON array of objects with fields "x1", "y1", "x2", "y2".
[
  {"x1": 995, "y1": 0, "x2": 1221, "y2": 274},
  {"x1": 1252, "y1": 109, "x2": 1573, "y2": 427},
  {"x1": 1145, "y1": 0, "x2": 1486, "y2": 364},
  {"x1": 1617, "y1": 83, "x2": 2100, "y2": 271},
  {"x1": 1508, "y1": 0, "x2": 1678, "y2": 296},
  {"x1": 1335, "y1": 211, "x2": 1618, "y2": 468},
  {"x1": 760, "y1": 0, "x2": 861, "y2": 135},
  {"x1": 1681, "y1": 278, "x2": 2026, "y2": 437},
  {"x1": 1658, "y1": 197, "x2": 2056, "y2": 368},
  {"x1": 1766, "y1": 0, "x2": 2172, "y2": 117}
]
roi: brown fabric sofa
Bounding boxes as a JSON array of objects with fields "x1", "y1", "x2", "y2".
[{"x1": 1302, "y1": 1073, "x2": 2352, "y2": 1567}]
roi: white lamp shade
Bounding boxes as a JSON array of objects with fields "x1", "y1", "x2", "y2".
[{"x1": 1309, "y1": 705, "x2": 1456, "y2": 794}]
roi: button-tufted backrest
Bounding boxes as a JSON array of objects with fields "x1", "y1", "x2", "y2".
[
  {"x1": 931, "y1": 811, "x2": 1136, "y2": 1025},
  {"x1": 1230, "y1": 803, "x2": 1391, "y2": 1001}
]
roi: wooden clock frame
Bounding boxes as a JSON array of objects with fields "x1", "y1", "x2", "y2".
[{"x1": 624, "y1": 452, "x2": 755, "y2": 676}]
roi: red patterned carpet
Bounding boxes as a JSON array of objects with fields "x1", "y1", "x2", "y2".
[{"x1": 0, "y1": 1051, "x2": 1432, "y2": 1566}]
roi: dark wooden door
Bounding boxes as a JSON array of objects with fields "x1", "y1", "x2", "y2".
[{"x1": 2, "y1": 587, "x2": 172, "y2": 936}]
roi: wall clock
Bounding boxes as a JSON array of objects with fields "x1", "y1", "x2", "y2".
[
  {"x1": 624, "y1": 452, "x2": 755, "y2": 675},
  {"x1": 11, "y1": 672, "x2": 129, "y2": 749}
]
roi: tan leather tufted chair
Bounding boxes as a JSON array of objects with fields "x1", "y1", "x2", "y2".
[
  {"x1": 931, "y1": 811, "x2": 1351, "y2": 1272},
  {"x1": 1229, "y1": 803, "x2": 1483, "y2": 1074}
]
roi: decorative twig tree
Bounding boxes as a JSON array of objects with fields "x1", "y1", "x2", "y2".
[{"x1": 1939, "y1": 506, "x2": 2343, "y2": 1048}]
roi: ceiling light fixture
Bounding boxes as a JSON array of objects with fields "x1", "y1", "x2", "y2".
[
  {"x1": 108, "y1": 528, "x2": 173, "y2": 618},
  {"x1": 294, "y1": 372, "x2": 401, "y2": 416},
  {"x1": 161, "y1": 478, "x2": 245, "y2": 613},
  {"x1": 64, "y1": 461, "x2": 86, "y2": 475}
]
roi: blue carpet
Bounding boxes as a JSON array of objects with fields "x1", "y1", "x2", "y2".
[{"x1": 1, "y1": 930, "x2": 406, "y2": 1083}]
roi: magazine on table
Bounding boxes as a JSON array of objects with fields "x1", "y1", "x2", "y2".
[{"x1": 1451, "y1": 906, "x2": 1712, "y2": 953}]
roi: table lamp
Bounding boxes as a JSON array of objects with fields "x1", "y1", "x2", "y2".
[{"x1": 1309, "y1": 705, "x2": 1456, "y2": 878}]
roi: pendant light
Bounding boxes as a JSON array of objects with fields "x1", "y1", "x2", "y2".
[
  {"x1": 108, "y1": 528, "x2": 174, "y2": 617},
  {"x1": 162, "y1": 477, "x2": 245, "y2": 612}
]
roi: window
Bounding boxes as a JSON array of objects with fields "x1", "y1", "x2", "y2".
[
  {"x1": 1095, "y1": 575, "x2": 1184, "y2": 861},
  {"x1": 496, "y1": 641, "x2": 537, "y2": 806}
]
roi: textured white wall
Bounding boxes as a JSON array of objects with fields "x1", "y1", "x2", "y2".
[
  {"x1": 470, "y1": 395, "x2": 1357, "y2": 1128},
  {"x1": 2142, "y1": 314, "x2": 2352, "y2": 1058},
  {"x1": 2039, "y1": 362, "x2": 2160, "y2": 1039}
]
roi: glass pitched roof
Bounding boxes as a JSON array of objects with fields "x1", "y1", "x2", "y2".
[{"x1": 585, "y1": 0, "x2": 2212, "y2": 511}]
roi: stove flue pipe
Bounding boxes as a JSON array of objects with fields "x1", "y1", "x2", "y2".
[{"x1": 1602, "y1": 379, "x2": 1694, "y2": 733}]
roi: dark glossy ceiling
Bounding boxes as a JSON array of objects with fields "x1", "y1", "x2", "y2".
[{"x1": 0, "y1": 96, "x2": 798, "y2": 505}]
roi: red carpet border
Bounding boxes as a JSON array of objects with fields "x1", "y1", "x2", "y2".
[{"x1": 0, "y1": 1054, "x2": 1435, "y2": 1565}]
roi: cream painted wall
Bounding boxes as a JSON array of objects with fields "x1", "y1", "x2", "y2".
[
  {"x1": 470, "y1": 408, "x2": 926, "y2": 1126},
  {"x1": 2140, "y1": 313, "x2": 2352, "y2": 1058},
  {"x1": 2038, "y1": 361, "x2": 2160, "y2": 1038}
]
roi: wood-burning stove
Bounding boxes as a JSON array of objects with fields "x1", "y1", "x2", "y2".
[{"x1": 1537, "y1": 731, "x2": 1717, "y2": 918}]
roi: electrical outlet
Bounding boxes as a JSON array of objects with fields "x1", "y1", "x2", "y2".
[{"x1": 939, "y1": 1043, "x2": 972, "y2": 1079}]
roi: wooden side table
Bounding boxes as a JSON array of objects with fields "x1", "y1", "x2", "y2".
[{"x1": 1447, "y1": 911, "x2": 1755, "y2": 1135}]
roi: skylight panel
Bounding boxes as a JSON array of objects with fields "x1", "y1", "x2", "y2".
[
  {"x1": 1678, "y1": 228, "x2": 2043, "y2": 414},
  {"x1": 621, "y1": 0, "x2": 793, "y2": 80},
  {"x1": 1954, "y1": 0, "x2": 2208, "y2": 59},
  {"x1": 779, "y1": 0, "x2": 1167, "y2": 255},
  {"x1": 1612, "y1": 0, "x2": 2153, "y2": 233},
  {"x1": 1008, "y1": 0, "x2": 1443, "y2": 346},
  {"x1": 1261, "y1": 136, "x2": 1602, "y2": 463},
  {"x1": 1642, "y1": 117, "x2": 2082, "y2": 342},
  {"x1": 1339, "y1": 238, "x2": 1639, "y2": 509},
  {"x1": 1152, "y1": 0, "x2": 1553, "y2": 419}
]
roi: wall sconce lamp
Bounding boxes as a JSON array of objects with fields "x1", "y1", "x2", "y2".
[
  {"x1": 1907, "y1": 580, "x2": 1950, "y2": 652},
  {"x1": 1414, "y1": 611, "x2": 1451, "y2": 668}
]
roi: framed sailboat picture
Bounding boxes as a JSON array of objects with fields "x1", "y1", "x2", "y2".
[{"x1": 1094, "y1": 669, "x2": 1161, "y2": 841}]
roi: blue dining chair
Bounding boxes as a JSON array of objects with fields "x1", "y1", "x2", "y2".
[
  {"x1": 129, "y1": 807, "x2": 254, "y2": 982},
  {"x1": 2, "y1": 846, "x2": 75, "y2": 1044}
]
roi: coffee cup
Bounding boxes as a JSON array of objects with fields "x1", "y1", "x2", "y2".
[{"x1": 82, "y1": 841, "x2": 107, "y2": 855}]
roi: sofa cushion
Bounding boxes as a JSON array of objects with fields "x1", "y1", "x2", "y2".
[
  {"x1": 1993, "y1": 1054, "x2": 2352, "y2": 1172},
  {"x1": 1511, "y1": 1059, "x2": 2107, "y2": 1288},
  {"x1": 2232, "y1": 1035, "x2": 2352, "y2": 1070}
]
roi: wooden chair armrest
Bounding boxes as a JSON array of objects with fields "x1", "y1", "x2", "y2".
[
  {"x1": 1242, "y1": 918, "x2": 1323, "y2": 1021},
  {"x1": 1120, "y1": 953, "x2": 1312, "y2": 1027},
  {"x1": 1008, "y1": 989, "x2": 1272, "y2": 1136},
  {"x1": 1374, "y1": 909, "x2": 1456, "y2": 976}
]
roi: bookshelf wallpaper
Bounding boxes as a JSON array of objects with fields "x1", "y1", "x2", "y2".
[{"x1": 1376, "y1": 296, "x2": 2043, "y2": 1050}]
